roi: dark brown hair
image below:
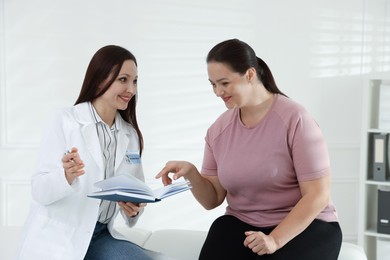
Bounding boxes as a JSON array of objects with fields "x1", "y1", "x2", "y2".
[
  {"x1": 75, "y1": 45, "x2": 143, "y2": 155},
  {"x1": 207, "y1": 39, "x2": 286, "y2": 96}
]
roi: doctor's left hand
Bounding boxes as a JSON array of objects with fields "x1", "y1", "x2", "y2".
[{"x1": 118, "y1": 202, "x2": 146, "y2": 218}]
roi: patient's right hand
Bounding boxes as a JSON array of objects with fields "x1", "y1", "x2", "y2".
[{"x1": 155, "y1": 161, "x2": 196, "y2": 186}]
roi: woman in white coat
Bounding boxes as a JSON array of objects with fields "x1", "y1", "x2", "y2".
[{"x1": 15, "y1": 45, "x2": 165, "y2": 260}]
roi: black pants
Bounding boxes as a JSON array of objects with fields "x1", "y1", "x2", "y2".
[{"x1": 199, "y1": 215, "x2": 342, "y2": 260}]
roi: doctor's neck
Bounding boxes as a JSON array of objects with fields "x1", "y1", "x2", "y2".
[{"x1": 91, "y1": 101, "x2": 116, "y2": 127}]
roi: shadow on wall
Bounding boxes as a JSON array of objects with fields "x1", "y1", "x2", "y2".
[{"x1": 309, "y1": 7, "x2": 390, "y2": 78}]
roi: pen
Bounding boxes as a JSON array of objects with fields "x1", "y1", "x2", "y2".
[{"x1": 65, "y1": 150, "x2": 75, "y2": 163}]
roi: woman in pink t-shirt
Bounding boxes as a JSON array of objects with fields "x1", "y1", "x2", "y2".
[{"x1": 156, "y1": 39, "x2": 342, "y2": 260}]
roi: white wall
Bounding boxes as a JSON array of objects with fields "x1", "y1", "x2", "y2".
[{"x1": 0, "y1": 0, "x2": 389, "y2": 248}]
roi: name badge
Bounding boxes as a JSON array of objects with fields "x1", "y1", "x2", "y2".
[{"x1": 126, "y1": 151, "x2": 141, "y2": 164}]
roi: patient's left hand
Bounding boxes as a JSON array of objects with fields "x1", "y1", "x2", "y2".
[{"x1": 243, "y1": 231, "x2": 277, "y2": 255}]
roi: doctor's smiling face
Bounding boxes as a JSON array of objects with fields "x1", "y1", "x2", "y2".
[
  {"x1": 93, "y1": 60, "x2": 138, "y2": 115},
  {"x1": 75, "y1": 45, "x2": 143, "y2": 153}
]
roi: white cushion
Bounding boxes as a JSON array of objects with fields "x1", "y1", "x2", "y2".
[
  {"x1": 338, "y1": 242, "x2": 367, "y2": 260},
  {"x1": 114, "y1": 227, "x2": 152, "y2": 246},
  {"x1": 143, "y1": 229, "x2": 206, "y2": 260}
]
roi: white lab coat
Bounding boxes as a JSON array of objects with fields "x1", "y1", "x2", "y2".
[{"x1": 15, "y1": 102, "x2": 145, "y2": 260}]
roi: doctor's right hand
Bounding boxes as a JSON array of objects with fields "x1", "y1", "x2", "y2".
[{"x1": 62, "y1": 147, "x2": 85, "y2": 185}]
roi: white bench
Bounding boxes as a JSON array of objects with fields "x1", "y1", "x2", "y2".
[
  {"x1": 118, "y1": 228, "x2": 367, "y2": 260},
  {"x1": 1, "y1": 226, "x2": 367, "y2": 260}
]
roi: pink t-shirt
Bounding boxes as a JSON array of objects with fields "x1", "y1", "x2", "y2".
[{"x1": 201, "y1": 94, "x2": 338, "y2": 227}]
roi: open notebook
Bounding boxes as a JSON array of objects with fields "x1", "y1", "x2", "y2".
[{"x1": 87, "y1": 174, "x2": 191, "y2": 203}]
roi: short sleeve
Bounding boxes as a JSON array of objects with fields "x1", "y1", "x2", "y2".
[
  {"x1": 201, "y1": 129, "x2": 218, "y2": 176},
  {"x1": 289, "y1": 111, "x2": 330, "y2": 181}
]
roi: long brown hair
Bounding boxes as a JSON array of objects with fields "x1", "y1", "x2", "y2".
[{"x1": 75, "y1": 45, "x2": 143, "y2": 155}]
